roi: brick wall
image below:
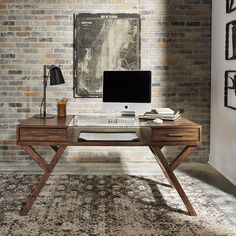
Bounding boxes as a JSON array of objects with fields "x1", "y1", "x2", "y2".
[{"x1": 0, "y1": 0, "x2": 211, "y2": 163}]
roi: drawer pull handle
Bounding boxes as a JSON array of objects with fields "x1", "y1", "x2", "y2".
[
  {"x1": 33, "y1": 134, "x2": 51, "y2": 137},
  {"x1": 167, "y1": 133, "x2": 184, "y2": 137}
]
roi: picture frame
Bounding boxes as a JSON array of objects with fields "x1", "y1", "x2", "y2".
[
  {"x1": 226, "y1": 0, "x2": 236, "y2": 13},
  {"x1": 225, "y1": 20, "x2": 236, "y2": 60},
  {"x1": 224, "y1": 70, "x2": 236, "y2": 110},
  {"x1": 73, "y1": 13, "x2": 141, "y2": 98}
]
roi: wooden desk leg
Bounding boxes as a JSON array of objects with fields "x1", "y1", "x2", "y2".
[
  {"x1": 150, "y1": 145, "x2": 174, "y2": 188},
  {"x1": 150, "y1": 145, "x2": 197, "y2": 216},
  {"x1": 20, "y1": 145, "x2": 66, "y2": 216}
]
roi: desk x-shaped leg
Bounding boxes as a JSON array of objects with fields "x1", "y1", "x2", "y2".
[
  {"x1": 20, "y1": 145, "x2": 66, "y2": 216},
  {"x1": 150, "y1": 145, "x2": 197, "y2": 216},
  {"x1": 20, "y1": 144, "x2": 196, "y2": 216}
]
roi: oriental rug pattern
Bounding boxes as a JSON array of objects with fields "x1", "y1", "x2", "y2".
[{"x1": 0, "y1": 175, "x2": 235, "y2": 236}]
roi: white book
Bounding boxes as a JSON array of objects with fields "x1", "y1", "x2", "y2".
[
  {"x1": 155, "y1": 108, "x2": 174, "y2": 114},
  {"x1": 161, "y1": 113, "x2": 181, "y2": 121}
]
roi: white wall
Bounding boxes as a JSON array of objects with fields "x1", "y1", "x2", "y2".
[{"x1": 210, "y1": 0, "x2": 236, "y2": 185}]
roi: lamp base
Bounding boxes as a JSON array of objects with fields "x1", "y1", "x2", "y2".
[{"x1": 34, "y1": 114, "x2": 55, "y2": 119}]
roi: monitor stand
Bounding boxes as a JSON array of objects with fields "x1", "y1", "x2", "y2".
[{"x1": 121, "y1": 111, "x2": 135, "y2": 117}]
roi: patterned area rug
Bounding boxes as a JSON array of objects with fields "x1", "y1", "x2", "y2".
[{"x1": 0, "y1": 175, "x2": 236, "y2": 236}]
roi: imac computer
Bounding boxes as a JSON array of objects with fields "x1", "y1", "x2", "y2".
[{"x1": 102, "y1": 71, "x2": 151, "y2": 116}]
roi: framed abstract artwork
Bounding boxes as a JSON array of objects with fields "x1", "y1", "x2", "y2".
[
  {"x1": 225, "y1": 20, "x2": 236, "y2": 60},
  {"x1": 73, "y1": 13, "x2": 141, "y2": 98},
  {"x1": 224, "y1": 70, "x2": 236, "y2": 109},
  {"x1": 226, "y1": 0, "x2": 236, "y2": 13}
]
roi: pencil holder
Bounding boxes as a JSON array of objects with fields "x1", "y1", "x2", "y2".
[{"x1": 57, "y1": 98, "x2": 68, "y2": 117}]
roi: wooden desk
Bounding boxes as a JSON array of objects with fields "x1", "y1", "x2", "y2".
[{"x1": 16, "y1": 115, "x2": 202, "y2": 216}]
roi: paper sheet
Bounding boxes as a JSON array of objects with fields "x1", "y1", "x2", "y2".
[{"x1": 79, "y1": 132, "x2": 139, "y2": 141}]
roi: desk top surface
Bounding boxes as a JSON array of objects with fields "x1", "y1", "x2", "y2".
[{"x1": 18, "y1": 115, "x2": 201, "y2": 129}]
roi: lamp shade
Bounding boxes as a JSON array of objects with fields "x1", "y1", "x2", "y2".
[{"x1": 49, "y1": 66, "x2": 65, "y2": 85}]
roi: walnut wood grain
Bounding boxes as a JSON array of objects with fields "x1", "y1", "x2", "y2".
[
  {"x1": 20, "y1": 146, "x2": 66, "y2": 216},
  {"x1": 150, "y1": 145, "x2": 197, "y2": 216},
  {"x1": 147, "y1": 117, "x2": 202, "y2": 129},
  {"x1": 17, "y1": 115, "x2": 73, "y2": 128},
  {"x1": 21, "y1": 146, "x2": 50, "y2": 172},
  {"x1": 170, "y1": 146, "x2": 194, "y2": 171},
  {"x1": 152, "y1": 128, "x2": 199, "y2": 142},
  {"x1": 149, "y1": 145, "x2": 174, "y2": 188},
  {"x1": 17, "y1": 116, "x2": 202, "y2": 216},
  {"x1": 20, "y1": 128, "x2": 67, "y2": 142}
]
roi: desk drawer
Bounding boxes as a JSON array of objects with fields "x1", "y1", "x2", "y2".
[
  {"x1": 152, "y1": 128, "x2": 199, "y2": 142},
  {"x1": 20, "y1": 128, "x2": 67, "y2": 142}
]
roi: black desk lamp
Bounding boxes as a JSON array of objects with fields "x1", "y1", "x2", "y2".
[{"x1": 35, "y1": 65, "x2": 65, "y2": 119}]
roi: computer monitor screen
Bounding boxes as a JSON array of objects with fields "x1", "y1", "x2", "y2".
[{"x1": 102, "y1": 71, "x2": 151, "y2": 115}]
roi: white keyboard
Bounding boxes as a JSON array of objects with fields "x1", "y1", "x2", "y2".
[{"x1": 70, "y1": 116, "x2": 140, "y2": 127}]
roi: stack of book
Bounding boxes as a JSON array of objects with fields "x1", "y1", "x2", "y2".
[{"x1": 142, "y1": 108, "x2": 182, "y2": 121}]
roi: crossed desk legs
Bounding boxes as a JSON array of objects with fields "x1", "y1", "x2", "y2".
[
  {"x1": 20, "y1": 145, "x2": 66, "y2": 216},
  {"x1": 20, "y1": 145, "x2": 196, "y2": 216},
  {"x1": 150, "y1": 145, "x2": 197, "y2": 216}
]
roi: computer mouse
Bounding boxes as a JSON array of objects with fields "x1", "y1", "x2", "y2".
[{"x1": 153, "y1": 118, "x2": 163, "y2": 124}]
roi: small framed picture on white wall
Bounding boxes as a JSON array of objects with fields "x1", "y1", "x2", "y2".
[
  {"x1": 225, "y1": 21, "x2": 236, "y2": 60},
  {"x1": 225, "y1": 70, "x2": 236, "y2": 109},
  {"x1": 226, "y1": 0, "x2": 236, "y2": 13}
]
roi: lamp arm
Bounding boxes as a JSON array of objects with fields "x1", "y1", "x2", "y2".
[{"x1": 43, "y1": 65, "x2": 48, "y2": 118}]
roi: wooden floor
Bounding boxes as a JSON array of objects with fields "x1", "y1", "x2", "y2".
[{"x1": 0, "y1": 161, "x2": 235, "y2": 224}]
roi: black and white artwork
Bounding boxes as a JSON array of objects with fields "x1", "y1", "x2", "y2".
[
  {"x1": 224, "y1": 70, "x2": 236, "y2": 109},
  {"x1": 73, "y1": 13, "x2": 141, "y2": 97},
  {"x1": 226, "y1": 0, "x2": 236, "y2": 13},
  {"x1": 225, "y1": 20, "x2": 236, "y2": 60}
]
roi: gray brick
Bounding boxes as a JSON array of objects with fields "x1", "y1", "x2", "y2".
[{"x1": 9, "y1": 103, "x2": 22, "y2": 107}]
